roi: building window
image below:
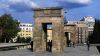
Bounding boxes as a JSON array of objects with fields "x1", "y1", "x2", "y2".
[
  {"x1": 20, "y1": 25, "x2": 22, "y2": 26},
  {"x1": 26, "y1": 31, "x2": 28, "y2": 32},
  {"x1": 27, "y1": 25, "x2": 28, "y2": 26},
  {"x1": 26, "y1": 34, "x2": 28, "y2": 35},
  {"x1": 26, "y1": 28, "x2": 28, "y2": 30},
  {"x1": 23, "y1": 25, "x2": 25, "y2": 26},
  {"x1": 23, "y1": 28, "x2": 24, "y2": 30}
]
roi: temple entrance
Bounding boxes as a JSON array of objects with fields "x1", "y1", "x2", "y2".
[
  {"x1": 42, "y1": 23, "x2": 52, "y2": 52},
  {"x1": 65, "y1": 32, "x2": 71, "y2": 47},
  {"x1": 33, "y1": 7, "x2": 64, "y2": 53}
]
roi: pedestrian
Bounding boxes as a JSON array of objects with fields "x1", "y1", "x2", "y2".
[
  {"x1": 68, "y1": 40, "x2": 71, "y2": 47},
  {"x1": 87, "y1": 41, "x2": 90, "y2": 51},
  {"x1": 48, "y1": 40, "x2": 52, "y2": 52},
  {"x1": 70, "y1": 41, "x2": 73, "y2": 47},
  {"x1": 73, "y1": 42, "x2": 75, "y2": 48},
  {"x1": 30, "y1": 41, "x2": 33, "y2": 51},
  {"x1": 47, "y1": 41, "x2": 49, "y2": 51},
  {"x1": 67, "y1": 40, "x2": 70, "y2": 47},
  {"x1": 49, "y1": 40, "x2": 52, "y2": 52}
]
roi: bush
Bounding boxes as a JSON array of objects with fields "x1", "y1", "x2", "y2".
[{"x1": 16, "y1": 36, "x2": 31, "y2": 43}]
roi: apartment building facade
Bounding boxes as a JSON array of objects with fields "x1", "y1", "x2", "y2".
[{"x1": 18, "y1": 23, "x2": 33, "y2": 38}]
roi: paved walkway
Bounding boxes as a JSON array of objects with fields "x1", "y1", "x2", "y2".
[{"x1": 0, "y1": 46, "x2": 99, "y2": 56}]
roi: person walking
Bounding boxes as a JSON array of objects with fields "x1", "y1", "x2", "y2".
[
  {"x1": 48, "y1": 40, "x2": 52, "y2": 52},
  {"x1": 47, "y1": 40, "x2": 50, "y2": 51},
  {"x1": 73, "y1": 42, "x2": 75, "y2": 48},
  {"x1": 87, "y1": 41, "x2": 90, "y2": 51},
  {"x1": 30, "y1": 41, "x2": 33, "y2": 51},
  {"x1": 68, "y1": 40, "x2": 71, "y2": 47},
  {"x1": 49, "y1": 40, "x2": 52, "y2": 52}
]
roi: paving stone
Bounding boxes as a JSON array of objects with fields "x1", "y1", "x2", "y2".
[{"x1": 0, "y1": 46, "x2": 99, "y2": 56}]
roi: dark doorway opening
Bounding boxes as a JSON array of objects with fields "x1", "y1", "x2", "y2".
[
  {"x1": 65, "y1": 32, "x2": 71, "y2": 47},
  {"x1": 42, "y1": 23, "x2": 52, "y2": 52}
]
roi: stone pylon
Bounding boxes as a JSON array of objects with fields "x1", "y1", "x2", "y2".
[{"x1": 33, "y1": 7, "x2": 64, "y2": 53}]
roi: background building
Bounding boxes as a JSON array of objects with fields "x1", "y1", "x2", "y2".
[
  {"x1": 47, "y1": 16, "x2": 95, "y2": 44},
  {"x1": 65, "y1": 21, "x2": 88, "y2": 44},
  {"x1": 76, "y1": 23, "x2": 88, "y2": 44},
  {"x1": 64, "y1": 23, "x2": 76, "y2": 46},
  {"x1": 81, "y1": 16, "x2": 95, "y2": 22},
  {"x1": 81, "y1": 16, "x2": 95, "y2": 35},
  {"x1": 18, "y1": 23, "x2": 33, "y2": 38},
  {"x1": 66, "y1": 16, "x2": 95, "y2": 44}
]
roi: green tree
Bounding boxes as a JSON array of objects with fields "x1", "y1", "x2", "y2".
[
  {"x1": 92, "y1": 19, "x2": 100, "y2": 53},
  {"x1": 16, "y1": 36, "x2": 22, "y2": 43},
  {"x1": 0, "y1": 14, "x2": 20, "y2": 43},
  {"x1": 88, "y1": 19, "x2": 100, "y2": 44},
  {"x1": 93, "y1": 19, "x2": 100, "y2": 44},
  {"x1": 25, "y1": 37, "x2": 31, "y2": 43},
  {"x1": 16, "y1": 37, "x2": 31, "y2": 43}
]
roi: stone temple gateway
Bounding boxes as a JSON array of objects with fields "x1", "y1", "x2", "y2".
[
  {"x1": 32, "y1": 7, "x2": 87, "y2": 53},
  {"x1": 33, "y1": 7, "x2": 65, "y2": 53}
]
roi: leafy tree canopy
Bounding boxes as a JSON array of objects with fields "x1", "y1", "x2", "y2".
[
  {"x1": 88, "y1": 19, "x2": 100, "y2": 44},
  {"x1": 0, "y1": 14, "x2": 20, "y2": 43}
]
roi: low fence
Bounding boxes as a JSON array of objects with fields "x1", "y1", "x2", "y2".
[
  {"x1": 0, "y1": 43, "x2": 31, "y2": 50},
  {"x1": 90, "y1": 44, "x2": 100, "y2": 46}
]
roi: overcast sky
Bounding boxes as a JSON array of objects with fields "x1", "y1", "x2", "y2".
[{"x1": 0, "y1": 0, "x2": 100, "y2": 24}]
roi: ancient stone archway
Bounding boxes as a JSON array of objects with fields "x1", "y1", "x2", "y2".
[
  {"x1": 64, "y1": 24, "x2": 76, "y2": 47},
  {"x1": 33, "y1": 7, "x2": 64, "y2": 53}
]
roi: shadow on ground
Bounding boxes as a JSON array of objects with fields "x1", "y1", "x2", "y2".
[
  {"x1": 0, "y1": 47, "x2": 17, "y2": 51},
  {"x1": 96, "y1": 46, "x2": 100, "y2": 53}
]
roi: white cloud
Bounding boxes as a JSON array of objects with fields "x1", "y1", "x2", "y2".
[
  {"x1": 57, "y1": 0, "x2": 92, "y2": 4},
  {"x1": 0, "y1": 2, "x2": 10, "y2": 11},
  {"x1": 0, "y1": 0, "x2": 39, "y2": 12},
  {"x1": 0, "y1": 0, "x2": 92, "y2": 12},
  {"x1": 8, "y1": 0, "x2": 39, "y2": 8},
  {"x1": 0, "y1": 3, "x2": 9, "y2": 8}
]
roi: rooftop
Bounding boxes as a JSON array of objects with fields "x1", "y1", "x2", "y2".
[
  {"x1": 76, "y1": 24, "x2": 88, "y2": 27},
  {"x1": 33, "y1": 7, "x2": 63, "y2": 10},
  {"x1": 64, "y1": 24, "x2": 76, "y2": 26}
]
